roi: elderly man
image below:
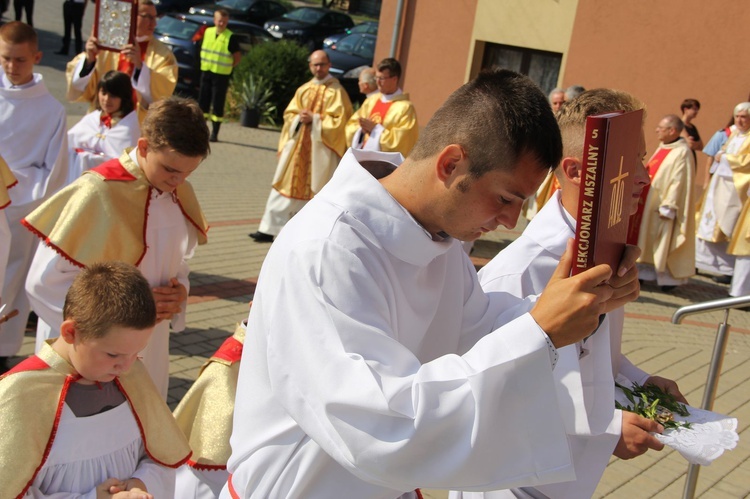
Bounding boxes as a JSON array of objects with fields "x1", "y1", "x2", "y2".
[
  {"x1": 249, "y1": 50, "x2": 352, "y2": 243},
  {"x1": 697, "y1": 102, "x2": 750, "y2": 293},
  {"x1": 358, "y1": 67, "x2": 378, "y2": 99},
  {"x1": 631, "y1": 114, "x2": 695, "y2": 290},
  {"x1": 346, "y1": 57, "x2": 418, "y2": 157},
  {"x1": 223, "y1": 70, "x2": 641, "y2": 499},
  {"x1": 65, "y1": 0, "x2": 177, "y2": 123},
  {"x1": 548, "y1": 87, "x2": 565, "y2": 112}
]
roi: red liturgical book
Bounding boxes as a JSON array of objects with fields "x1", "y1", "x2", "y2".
[{"x1": 572, "y1": 109, "x2": 643, "y2": 275}]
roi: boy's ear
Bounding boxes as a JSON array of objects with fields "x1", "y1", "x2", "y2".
[
  {"x1": 59, "y1": 319, "x2": 78, "y2": 345},
  {"x1": 34, "y1": 50, "x2": 42, "y2": 65},
  {"x1": 136, "y1": 137, "x2": 149, "y2": 158},
  {"x1": 561, "y1": 157, "x2": 582, "y2": 185}
]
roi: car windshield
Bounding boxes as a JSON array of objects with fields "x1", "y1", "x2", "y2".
[
  {"x1": 282, "y1": 8, "x2": 325, "y2": 23},
  {"x1": 351, "y1": 23, "x2": 377, "y2": 35},
  {"x1": 155, "y1": 16, "x2": 198, "y2": 40},
  {"x1": 335, "y1": 34, "x2": 375, "y2": 59},
  {"x1": 217, "y1": 0, "x2": 254, "y2": 9}
]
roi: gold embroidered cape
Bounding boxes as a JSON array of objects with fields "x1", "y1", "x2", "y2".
[
  {"x1": 173, "y1": 323, "x2": 245, "y2": 469},
  {"x1": 22, "y1": 150, "x2": 208, "y2": 268},
  {"x1": 345, "y1": 93, "x2": 419, "y2": 157},
  {"x1": 0, "y1": 154, "x2": 17, "y2": 209},
  {"x1": 272, "y1": 78, "x2": 352, "y2": 200},
  {"x1": 0, "y1": 342, "x2": 191, "y2": 498}
]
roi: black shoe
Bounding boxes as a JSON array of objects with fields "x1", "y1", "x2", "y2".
[
  {"x1": 249, "y1": 231, "x2": 273, "y2": 242},
  {"x1": 660, "y1": 285, "x2": 677, "y2": 293},
  {"x1": 54, "y1": 48, "x2": 68, "y2": 55},
  {"x1": 711, "y1": 275, "x2": 732, "y2": 285},
  {"x1": 209, "y1": 134, "x2": 218, "y2": 143}
]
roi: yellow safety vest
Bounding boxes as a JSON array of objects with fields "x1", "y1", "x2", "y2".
[{"x1": 200, "y1": 27, "x2": 234, "y2": 75}]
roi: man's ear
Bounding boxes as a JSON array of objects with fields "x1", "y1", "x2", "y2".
[
  {"x1": 561, "y1": 157, "x2": 582, "y2": 185},
  {"x1": 435, "y1": 144, "x2": 467, "y2": 184},
  {"x1": 60, "y1": 319, "x2": 78, "y2": 345}
]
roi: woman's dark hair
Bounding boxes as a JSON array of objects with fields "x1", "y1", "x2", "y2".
[{"x1": 96, "y1": 70, "x2": 135, "y2": 117}]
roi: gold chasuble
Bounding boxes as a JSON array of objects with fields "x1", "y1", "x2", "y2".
[
  {"x1": 273, "y1": 77, "x2": 352, "y2": 200},
  {"x1": 22, "y1": 151, "x2": 208, "y2": 268},
  {"x1": 345, "y1": 92, "x2": 419, "y2": 156},
  {"x1": 173, "y1": 323, "x2": 246, "y2": 470},
  {"x1": 636, "y1": 139, "x2": 695, "y2": 279},
  {"x1": 65, "y1": 39, "x2": 177, "y2": 124},
  {"x1": 722, "y1": 132, "x2": 750, "y2": 256},
  {"x1": 0, "y1": 342, "x2": 191, "y2": 498},
  {"x1": 0, "y1": 154, "x2": 17, "y2": 209}
]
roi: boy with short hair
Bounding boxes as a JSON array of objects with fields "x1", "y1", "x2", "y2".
[
  {"x1": 0, "y1": 21, "x2": 68, "y2": 372},
  {"x1": 0, "y1": 261, "x2": 191, "y2": 497},
  {"x1": 23, "y1": 96, "x2": 210, "y2": 399}
]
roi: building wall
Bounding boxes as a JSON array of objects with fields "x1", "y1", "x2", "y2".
[
  {"x1": 564, "y1": 0, "x2": 749, "y2": 186},
  {"x1": 374, "y1": 0, "x2": 577, "y2": 127},
  {"x1": 468, "y1": 0, "x2": 578, "y2": 80},
  {"x1": 374, "y1": 0, "x2": 479, "y2": 125}
]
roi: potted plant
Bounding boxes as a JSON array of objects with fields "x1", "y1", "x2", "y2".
[{"x1": 239, "y1": 74, "x2": 276, "y2": 128}]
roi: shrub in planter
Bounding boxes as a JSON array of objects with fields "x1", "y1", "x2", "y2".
[
  {"x1": 239, "y1": 74, "x2": 276, "y2": 127},
  {"x1": 231, "y1": 40, "x2": 309, "y2": 125}
]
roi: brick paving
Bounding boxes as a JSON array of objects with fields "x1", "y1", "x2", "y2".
[{"x1": 6, "y1": 4, "x2": 749, "y2": 497}]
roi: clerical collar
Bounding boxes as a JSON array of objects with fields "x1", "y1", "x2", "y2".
[
  {"x1": 380, "y1": 88, "x2": 403, "y2": 102},
  {"x1": 663, "y1": 136, "x2": 681, "y2": 145},
  {"x1": 313, "y1": 74, "x2": 333, "y2": 85}
]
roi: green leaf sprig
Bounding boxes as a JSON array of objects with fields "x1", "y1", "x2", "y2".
[{"x1": 615, "y1": 382, "x2": 692, "y2": 430}]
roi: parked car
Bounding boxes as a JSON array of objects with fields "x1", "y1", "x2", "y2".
[
  {"x1": 189, "y1": 0, "x2": 287, "y2": 26},
  {"x1": 324, "y1": 32, "x2": 376, "y2": 104},
  {"x1": 152, "y1": 0, "x2": 207, "y2": 16},
  {"x1": 322, "y1": 21, "x2": 378, "y2": 49},
  {"x1": 154, "y1": 13, "x2": 274, "y2": 97},
  {"x1": 264, "y1": 7, "x2": 354, "y2": 51}
]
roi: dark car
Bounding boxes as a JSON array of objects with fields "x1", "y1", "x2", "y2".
[
  {"x1": 324, "y1": 32, "x2": 376, "y2": 104},
  {"x1": 264, "y1": 7, "x2": 354, "y2": 51},
  {"x1": 188, "y1": 0, "x2": 287, "y2": 26},
  {"x1": 322, "y1": 21, "x2": 378, "y2": 49},
  {"x1": 155, "y1": 13, "x2": 274, "y2": 97},
  {"x1": 152, "y1": 0, "x2": 207, "y2": 15}
]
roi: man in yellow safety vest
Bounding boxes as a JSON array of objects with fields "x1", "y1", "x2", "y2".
[{"x1": 199, "y1": 8, "x2": 241, "y2": 142}]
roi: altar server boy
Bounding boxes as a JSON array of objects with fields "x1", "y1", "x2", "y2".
[
  {"x1": 0, "y1": 261, "x2": 191, "y2": 498},
  {"x1": 23, "y1": 96, "x2": 210, "y2": 399},
  {"x1": 0, "y1": 21, "x2": 67, "y2": 368}
]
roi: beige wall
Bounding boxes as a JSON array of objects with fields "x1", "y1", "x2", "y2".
[
  {"x1": 468, "y1": 0, "x2": 578, "y2": 80},
  {"x1": 564, "y1": 0, "x2": 749, "y2": 187}
]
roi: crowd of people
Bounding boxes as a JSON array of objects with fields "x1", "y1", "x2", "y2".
[{"x1": 0, "y1": 6, "x2": 745, "y2": 499}]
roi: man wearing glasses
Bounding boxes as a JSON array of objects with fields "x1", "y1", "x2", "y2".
[
  {"x1": 65, "y1": 0, "x2": 177, "y2": 124},
  {"x1": 346, "y1": 57, "x2": 419, "y2": 157}
]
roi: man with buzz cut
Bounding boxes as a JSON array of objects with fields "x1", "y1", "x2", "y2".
[
  {"x1": 346, "y1": 57, "x2": 418, "y2": 157},
  {"x1": 224, "y1": 71, "x2": 642, "y2": 499},
  {"x1": 452, "y1": 89, "x2": 685, "y2": 499}
]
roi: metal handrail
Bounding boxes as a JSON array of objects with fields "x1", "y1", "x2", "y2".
[
  {"x1": 672, "y1": 295, "x2": 750, "y2": 323},
  {"x1": 670, "y1": 294, "x2": 749, "y2": 499}
]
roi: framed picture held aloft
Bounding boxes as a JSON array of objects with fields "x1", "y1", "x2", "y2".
[{"x1": 94, "y1": 0, "x2": 137, "y2": 52}]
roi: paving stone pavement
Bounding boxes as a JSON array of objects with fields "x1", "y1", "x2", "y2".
[{"x1": 6, "y1": 3, "x2": 749, "y2": 497}]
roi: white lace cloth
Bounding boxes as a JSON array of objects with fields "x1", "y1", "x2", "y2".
[{"x1": 615, "y1": 388, "x2": 738, "y2": 466}]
